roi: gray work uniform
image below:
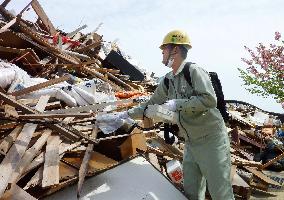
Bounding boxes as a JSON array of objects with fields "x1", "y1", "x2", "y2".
[{"x1": 128, "y1": 61, "x2": 234, "y2": 200}]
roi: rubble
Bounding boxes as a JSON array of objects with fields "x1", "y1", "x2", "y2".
[{"x1": 0, "y1": 1, "x2": 283, "y2": 200}]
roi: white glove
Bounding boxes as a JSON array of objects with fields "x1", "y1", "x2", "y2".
[
  {"x1": 163, "y1": 100, "x2": 176, "y2": 111},
  {"x1": 145, "y1": 104, "x2": 178, "y2": 123}
]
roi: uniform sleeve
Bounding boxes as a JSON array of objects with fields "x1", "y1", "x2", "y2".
[
  {"x1": 174, "y1": 66, "x2": 217, "y2": 114},
  {"x1": 127, "y1": 78, "x2": 168, "y2": 119}
]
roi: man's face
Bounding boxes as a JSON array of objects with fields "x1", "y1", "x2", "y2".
[{"x1": 162, "y1": 45, "x2": 171, "y2": 65}]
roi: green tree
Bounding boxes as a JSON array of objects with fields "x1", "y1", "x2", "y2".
[{"x1": 238, "y1": 32, "x2": 284, "y2": 109}]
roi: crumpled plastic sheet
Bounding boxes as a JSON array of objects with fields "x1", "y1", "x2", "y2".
[
  {"x1": 95, "y1": 112, "x2": 135, "y2": 135},
  {"x1": 0, "y1": 60, "x2": 117, "y2": 107}
]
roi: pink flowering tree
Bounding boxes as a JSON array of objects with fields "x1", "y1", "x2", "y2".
[{"x1": 238, "y1": 32, "x2": 284, "y2": 109}]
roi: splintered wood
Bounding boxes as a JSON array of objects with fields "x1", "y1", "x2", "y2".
[
  {"x1": 42, "y1": 134, "x2": 61, "y2": 188},
  {"x1": 0, "y1": 95, "x2": 49, "y2": 196},
  {"x1": 0, "y1": 1, "x2": 283, "y2": 200}
]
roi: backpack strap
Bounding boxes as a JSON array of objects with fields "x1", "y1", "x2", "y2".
[
  {"x1": 164, "y1": 76, "x2": 169, "y2": 91},
  {"x1": 163, "y1": 62, "x2": 194, "y2": 91},
  {"x1": 182, "y1": 62, "x2": 192, "y2": 86}
]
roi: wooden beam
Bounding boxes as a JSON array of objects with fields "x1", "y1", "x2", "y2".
[
  {"x1": 1, "y1": 0, "x2": 12, "y2": 8},
  {"x1": 75, "y1": 40, "x2": 102, "y2": 53},
  {"x1": 9, "y1": 75, "x2": 70, "y2": 97},
  {"x1": 0, "y1": 125, "x2": 23, "y2": 155},
  {"x1": 0, "y1": 6, "x2": 80, "y2": 64},
  {"x1": 83, "y1": 66, "x2": 122, "y2": 91},
  {"x1": 44, "y1": 98, "x2": 133, "y2": 114},
  {"x1": 31, "y1": 0, "x2": 56, "y2": 35},
  {"x1": 22, "y1": 142, "x2": 81, "y2": 178},
  {"x1": 260, "y1": 152, "x2": 284, "y2": 170},
  {"x1": 24, "y1": 166, "x2": 43, "y2": 189},
  {"x1": 244, "y1": 167, "x2": 282, "y2": 187},
  {"x1": 9, "y1": 129, "x2": 52, "y2": 185},
  {"x1": 77, "y1": 125, "x2": 98, "y2": 197},
  {"x1": 1, "y1": 184, "x2": 37, "y2": 200},
  {"x1": 0, "y1": 95, "x2": 49, "y2": 197},
  {"x1": 106, "y1": 71, "x2": 134, "y2": 90},
  {"x1": 0, "y1": 91, "x2": 86, "y2": 142},
  {"x1": 0, "y1": 17, "x2": 17, "y2": 33},
  {"x1": 0, "y1": 122, "x2": 17, "y2": 130},
  {"x1": 18, "y1": 112, "x2": 93, "y2": 119},
  {"x1": 42, "y1": 134, "x2": 61, "y2": 188}
]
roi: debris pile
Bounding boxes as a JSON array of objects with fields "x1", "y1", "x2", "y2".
[
  {"x1": 227, "y1": 100, "x2": 284, "y2": 198},
  {"x1": 0, "y1": 1, "x2": 159, "y2": 199},
  {"x1": 0, "y1": 1, "x2": 283, "y2": 200}
]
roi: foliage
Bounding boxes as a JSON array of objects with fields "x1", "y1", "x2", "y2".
[{"x1": 238, "y1": 32, "x2": 284, "y2": 107}]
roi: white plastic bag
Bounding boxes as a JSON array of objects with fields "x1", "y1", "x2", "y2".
[{"x1": 0, "y1": 68, "x2": 16, "y2": 89}]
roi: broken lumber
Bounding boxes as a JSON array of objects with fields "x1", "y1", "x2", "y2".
[
  {"x1": 0, "y1": 95, "x2": 49, "y2": 197},
  {"x1": 9, "y1": 129, "x2": 52, "y2": 185},
  {"x1": 31, "y1": 0, "x2": 57, "y2": 35},
  {"x1": 0, "y1": 125, "x2": 23, "y2": 155},
  {"x1": 42, "y1": 134, "x2": 61, "y2": 188},
  {"x1": 77, "y1": 125, "x2": 98, "y2": 197}
]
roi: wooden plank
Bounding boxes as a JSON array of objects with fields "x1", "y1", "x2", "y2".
[
  {"x1": 0, "y1": 91, "x2": 83, "y2": 142},
  {"x1": 22, "y1": 142, "x2": 81, "y2": 178},
  {"x1": 231, "y1": 154, "x2": 262, "y2": 167},
  {"x1": 147, "y1": 146, "x2": 183, "y2": 160},
  {"x1": 40, "y1": 177, "x2": 78, "y2": 199},
  {"x1": 10, "y1": 75, "x2": 70, "y2": 97},
  {"x1": 18, "y1": 112, "x2": 92, "y2": 119},
  {"x1": 24, "y1": 161, "x2": 79, "y2": 190},
  {"x1": 59, "y1": 162, "x2": 78, "y2": 181},
  {"x1": 24, "y1": 155, "x2": 79, "y2": 190},
  {"x1": 75, "y1": 40, "x2": 102, "y2": 53},
  {"x1": 120, "y1": 128, "x2": 147, "y2": 159},
  {"x1": 260, "y1": 152, "x2": 284, "y2": 170},
  {"x1": 230, "y1": 165, "x2": 237, "y2": 183},
  {"x1": 1, "y1": 0, "x2": 12, "y2": 8},
  {"x1": 24, "y1": 166, "x2": 43, "y2": 189},
  {"x1": 63, "y1": 151, "x2": 118, "y2": 173},
  {"x1": 106, "y1": 71, "x2": 134, "y2": 90},
  {"x1": 244, "y1": 167, "x2": 282, "y2": 186},
  {"x1": 0, "y1": 122, "x2": 17, "y2": 130},
  {"x1": 0, "y1": 95, "x2": 49, "y2": 197},
  {"x1": 0, "y1": 125, "x2": 22, "y2": 155},
  {"x1": 42, "y1": 134, "x2": 61, "y2": 188},
  {"x1": 9, "y1": 129, "x2": 52, "y2": 185},
  {"x1": 231, "y1": 171, "x2": 251, "y2": 199},
  {"x1": 83, "y1": 66, "x2": 122, "y2": 91},
  {"x1": 77, "y1": 125, "x2": 98, "y2": 197},
  {"x1": 0, "y1": 17, "x2": 16, "y2": 33},
  {"x1": 44, "y1": 98, "x2": 133, "y2": 114},
  {"x1": 239, "y1": 134, "x2": 266, "y2": 149},
  {"x1": 31, "y1": 0, "x2": 56, "y2": 35},
  {"x1": 0, "y1": 6, "x2": 80, "y2": 65},
  {"x1": 1, "y1": 184, "x2": 37, "y2": 200}
]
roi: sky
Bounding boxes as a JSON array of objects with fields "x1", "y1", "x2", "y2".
[{"x1": 4, "y1": 0, "x2": 284, "y2": 113}]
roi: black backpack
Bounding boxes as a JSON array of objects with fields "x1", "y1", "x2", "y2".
[{"x1": 164, "y1": 62, "x2": 229, "y2": 123}]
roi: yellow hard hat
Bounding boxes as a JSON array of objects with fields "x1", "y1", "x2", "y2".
[{"x1": 160, "y1": 30, "x2": 192, "y2": 49}]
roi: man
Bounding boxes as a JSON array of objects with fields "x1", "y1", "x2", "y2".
[{"x1": 99, "y1": 30, "x2": 234, "y2": 200}]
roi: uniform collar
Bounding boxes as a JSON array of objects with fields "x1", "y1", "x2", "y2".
[{"x1": 167, "y1": 60, "x2": 187, "y2": 79}]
